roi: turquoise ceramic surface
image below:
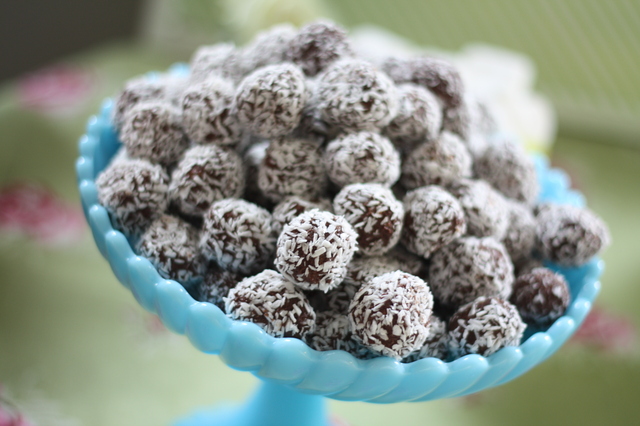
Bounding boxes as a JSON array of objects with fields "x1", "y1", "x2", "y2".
[{"x1": 75, "y1": 67, "x2": 603, "y2": 425}]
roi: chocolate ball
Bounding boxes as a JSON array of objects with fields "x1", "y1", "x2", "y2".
[
  {"x1": 385, "y1": 83, "x2": 443, "y2": 153},
  {"x1": 200, "y1": 198, "x2": 276, "y2": 274},
  {"x1": 235, "y1": 63, "x2": 307, "y2": 138},
  {"x1": 502, "y1": 200, "x2": 537, "y2": 263},
  {"x1": 197, "y1": 264, "x2": 244, "y2": 310},
  {"x1": 474, "y1": 135, "x2": 539, "y2": 205},
  {"x1": 137, "y1": 214, "x2": 204, "y2": 285},
  {"x1": 271, "y1": 196, "x2": 332, "y2": 237},
  {"x1": 257, "y1": 137, "x2": 327, "y2": 202},
  {"x1": 225, "y1": 269, "x2": 316, "y2": 338},
  {"x1": 275, "y1": 209, "x2": 358, "y2": 292},
  {"x1": 169, "y1": 145, "x2": 245, "y2": 217},
  {"x1": 189, "y1": 43, "x2": 242, "y2": 83},
  {"x1": 96, "y1": 158, "x2": 169, "y2": 237},
  {"x1": 448, "y1": 296, "x2": 525, "y2": 357},
  {"x1": 284, "y1": 20, "x2": 353, "y2": 77},
  {"x1": 343, "y1": 255, "x2": 405, "y2": 287},
  {"x1": 316, "y1": 58, "x2": 398, "y2": 131},
  {"x1": 401, "y1": 131, "x2": 472, "y2": 190},
  {"x1": 333, "y1": 183, "x2": 404, "y2": 256},
  {"x1": 429, "y1": 237, "x2": 515, "y2": 308},
  {"x1": 510, "y1": 267, "x2": 570, "y2": 327},
  {"x1": 402, "y1": 315, "x2": 449, "y2": 362},
  {"x1": 536, "y1": 203, "x2": 610, "y2": 266},
  {"x1": 305, "y1": 311, "x2": 358, "y2": 352},
  {"x1": 349, "y1": 271, "x2": 434, "y2": 360},
  {"x1": 181, "y1": 76, "x2": 241, "y2": 147},
  {"x1": 382, "y1": 56, "x2": 464, "y2": 109},
  {"x1": 324, "y1": 131, "x2": 401, "y2": 188},
  {"x1": 402, "y1": 186, "x2": 467, "y2": 259},
  {"x1": 120, "y1": 101, "x2": 189, "y2": 165},
  {"x1": 448, "y1": 179, "x2": 511, "y2": 240},
  {"x1": 240, "y1": 23, "x2": 298, "y2": 75}
]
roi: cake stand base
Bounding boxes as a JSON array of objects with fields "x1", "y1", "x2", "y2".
[{"x1": 174, "y1": 381, "x2": 333, "y2": 426}]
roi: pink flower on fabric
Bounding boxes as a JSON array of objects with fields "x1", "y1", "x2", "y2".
[
  {"x1": 0, "y1": 182, "x2": 85, "y2": 246},
  {"x1": 17, "y1": 65, "x2": 96, "y2": 116}
]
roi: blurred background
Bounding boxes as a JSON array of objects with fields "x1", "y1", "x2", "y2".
[{"x1": 1, "y1": 0, "x2": 639, "y2": 425}]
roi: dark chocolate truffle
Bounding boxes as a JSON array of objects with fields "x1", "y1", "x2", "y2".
[
  {"x1": 225, "y1": 269, "x2": 316, "y2": 338},
  {"x1": 169, "y1": 145, "x2": 245, "y2": 217},
  {"x1": 200, "y1": 198, "x2": 276, "y2": 274},
  {"x1": 348, "y1": 271, "x2": 434, "y2": 360},
  {"x1": 474, "y1": 135, "x2": 539, "y2": 205},
  {"x1": 235, "y1": 63, "x2": 307, "y2": 138},
  {"x1": 536, "y1": 203, "x2": 610, "y2": 266},
  {"x1": 137, "y1": 214, "x2": 204, "y2": 285},
  {"x1": 510, "y1": 267, "x2": 570, "y2": 327},
  {"x1": 382, "y1": 56, "x2": 464, "y2": 109},
  {"x1": 119, "y1": 101, "x2": 189, "y2": 165},
  {"x1": 429, "y1": 237, "x2": 515, "y2": 308},
  {"x1": 324, "y1": 131, "x2": 401, "y2": 188},
  {"x1": 402, "y1": 315, "x2": 449, "y2": 362},
  {"x1": 257, "y1": 137, "x2": 327, "y2": 202},
  {"x1": 402, "y1": 186, "x2": 467, "y2": 259},
  {"x1": 448, "y1": 296, "x2": 525, "y2": 357},
  {"x1": 333, "y1": 183, "x2": 404, "y2": 256},
  {"x1": 96, "y1": 158, "x2": 169, "y2": 237},
  {"x1": 401, "y1": 131, "x2": 472, "y2": 190},
  {"x1": 181, "y1": 76, "x2": 241, "y2": 147},
  {"x1": 275, "y1": 209, "x2": 358, "y2": 292},
  {"x1": 271, "y1": 196, "x2": 332, "y2": 236},
  {"x1": 448, "y1": 179, "x2": 511, "y2": 240},
  {"x1": 316, "y1": 58, "x2": 398, "y2": 131},
  {"x1": 284, "y1": 20, "x2": 354, "y2": 76},
  {"x1": 197, "y1": 265, "x2": 244, "y2": 310}
]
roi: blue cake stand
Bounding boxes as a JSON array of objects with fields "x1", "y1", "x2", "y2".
[{"x1": 76, "y1": 68, "x2": 603, "y2": 426}]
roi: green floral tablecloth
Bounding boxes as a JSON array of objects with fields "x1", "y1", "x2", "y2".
[{"x1": 1, "y1": 43, "x2": 639, "y2": 426}]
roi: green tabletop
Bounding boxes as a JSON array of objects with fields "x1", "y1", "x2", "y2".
[{"x1": 0, "y1": 43, "x2": 638, "y2": 426}]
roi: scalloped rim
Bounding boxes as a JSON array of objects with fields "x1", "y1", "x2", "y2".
[{"x1": 76, "y1": 75, "x2": 602, "y2": 403}]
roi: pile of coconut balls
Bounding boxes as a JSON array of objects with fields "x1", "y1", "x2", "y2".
[{"x1": 96, "y1": 20, "x2": 610, "y2": 362}]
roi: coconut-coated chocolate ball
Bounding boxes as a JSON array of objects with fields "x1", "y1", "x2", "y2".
[
  {"x1": 402, "y1": 315, "x2": 449, "y2": 362},
  {"x1": 200, "y1": 198, "x2": 276, "y2": 274},
  {"x1": 333, "y1": 183, "x2": 404, "y2": 256},
  {"x1": 96, "y1": 158, "x2": 169, "y2": 237},
  {"x1": 306, "y1": 311, "x2": 358, "y2": 352},
  {"x1": 181, "y1": 76, "x2": 241, "y2": 147},
  {"x1": 474, "y1": 135, "x2": 539, "y2": 204},
  {"x1": 316, "y1": 58, "x2": 398, "y2": 131},
  {"x1": 242, "y1": 140, "x2": 272, "y2": 208},
  {"x1": 137, "y1": 214, "x2": 204, "y2": 285},
  {"x1": 189, "y1": 43, "x2": 242, "y2": 83},
  {"x1": 502, "y1": 200, "x2": 537, "y2": 263},
  {"x1": 235, "y1": 63, "x2": 307, "y2": 138},
  {"x1": 349, "y1": 271, "x2": 434, "y2": 360},
  {"x1": 381, "y1": 56, "x2": 464, "y2": 109},
  {"x1": 169, "y1": 145, "x2": 245, "y2": 217},
  {"x1": 385, "y1": 83, "x2": 443, "y2": 151},
  {"x1": 429, "y1": 237, "x2": 515, "y2": 308},
  {"x1": 240, "y1": 23, "x2": 298, "y2": 75},
  {"x1": 284, "y1": 20, "x2": 354, "y2": 77},
  {"x1": 225, "y1": 269, "x2": 316, "y2": 338},
  {"x1": 120, "y1": 101, "x2": 189, "y2": 165},
  {"x1": 401, "y1": 131, "x2": 472, "y2": 190},
  {"x1": 510, "y1": 267, "x2": 570, "y2": 327},
  {"x1": 271, "y1": 196, "x2": 332, "y2": 236},
  {"x1": 448, "y1": 179, "x2": 511, "y2": 240},
  {"x1": 448, "y1": 296, "x2": 525, "y2": 357},
  {"x1": 343, "y1": 255, "x2": 405, "y2": 287},
  {"x1": 197, "y1": 264, "x2": 244, "y2": 310},
  {"x1": 402, "y1": 186, "x2": 467, "y2": 259},
  {"x1": 324, "y1": 131, "x2": 401, "y2": 188},
  {"x1": 258, "y1": 137, "x2": 327, "y2": 202},
  {"x1": 536, "y1": 203, "x2": 610, "y2": 266},
  {"x1": 275, "y1": 209, "x2": 358, "y2": 292}
]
